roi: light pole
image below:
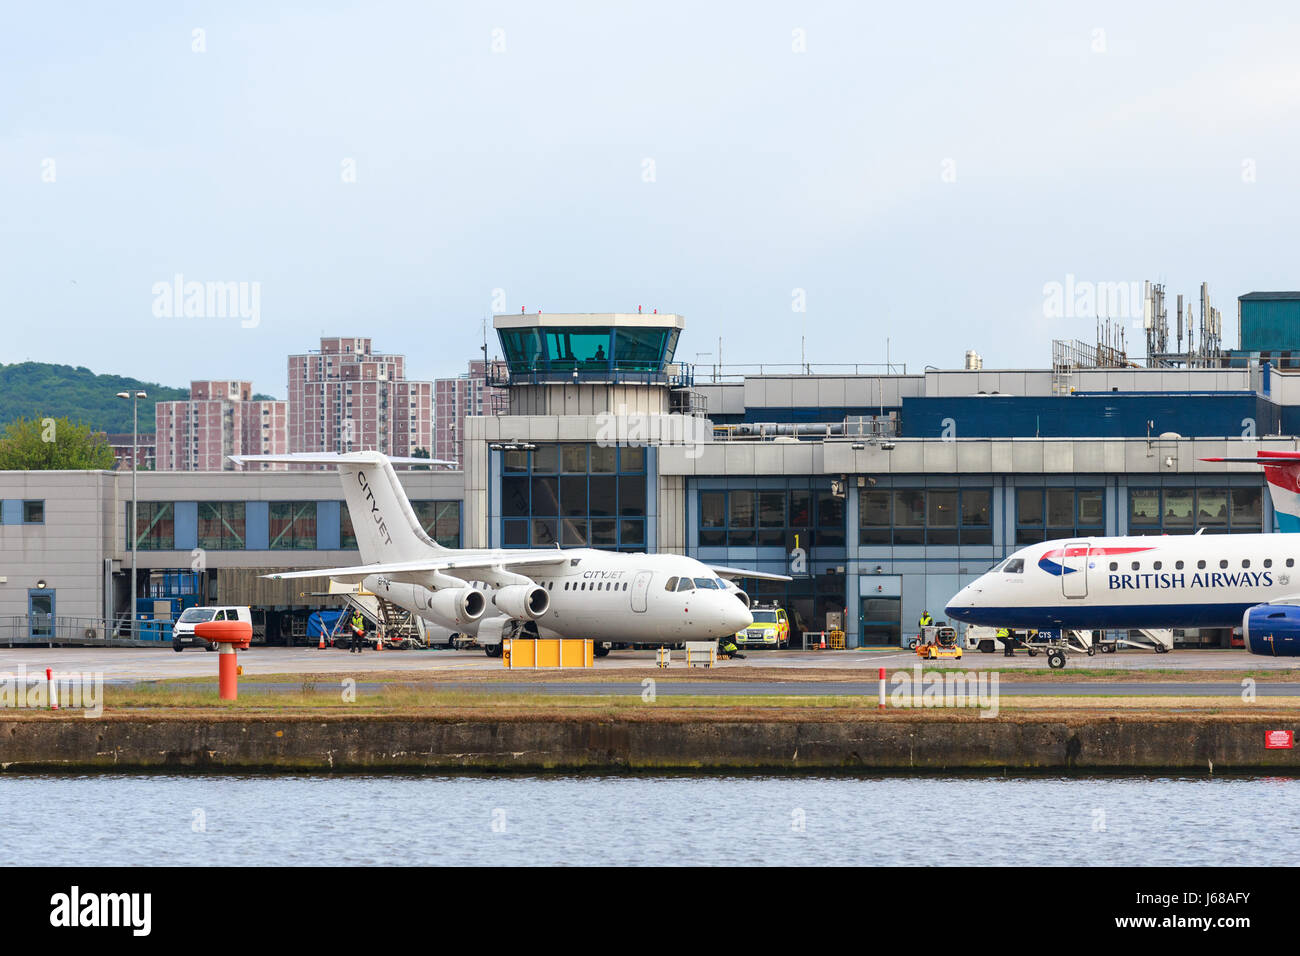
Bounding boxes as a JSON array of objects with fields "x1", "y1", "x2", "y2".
[{"x1": 117, "y1": 390, "x2": 146, "y2": 640}]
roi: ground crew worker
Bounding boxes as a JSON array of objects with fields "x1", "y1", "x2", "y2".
[
  {"x1": 919, "y1": 610, "x2": 933, "y2": 629},
  {"x1": 998, "y1": 627, "x2": 1013, "y2": 657},
  {"x1": 349, "y1": 610, "x2": 365, "y2": 654},
  {"x1": 718, "y1": 635, "x2": 745, "y2": 660}
]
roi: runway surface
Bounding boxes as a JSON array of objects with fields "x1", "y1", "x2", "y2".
[
  {"x1": 149, "y1": 679, "x2": 1300, "y2": 698},
  {"x1": 0, "y1": 646, "x2": 1294, "y2": 685}
]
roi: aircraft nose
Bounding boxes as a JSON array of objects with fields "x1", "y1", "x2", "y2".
[
  {"x1": 945, "y1": 583, "x2": 976, "y2": 622},
  {"x1": 722, "y1": 599, "x2": 752, "y2": 636}
]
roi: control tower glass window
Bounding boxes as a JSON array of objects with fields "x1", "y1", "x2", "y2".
[
  {"x1": 542, "y1": 328, "x2": 611, "y2": 370},
  {"x1": 613, "y1": 328, "x2": 668, "y2": 371},
  {"x1": 500, "y1": 329, "x2": 545, "y2": 371}
]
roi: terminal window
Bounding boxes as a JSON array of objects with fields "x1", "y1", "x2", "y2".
[
  {"x1": 859, "y1": 488, "x2": 991, "y2": 546},
  {"x1": 269, "y1": 501, "x2": 317, "y2": 550},
  {"x1": 700, "y1": 485, "x2": 843, "y2": 549},
  {"x1": 197, "y1": 502, "x2": 245, "y2": 550},
  {"x1": 1128, "y1": 486, "x2": 1261, "y2": 534},
  {"x1": 21, "y1": 500, "x2": 43, "y2": 524},
  {"x1": 1015, "y1": 488, "x2": 1103, "y2": 545},
  {"x1": 412, "y1": 500, "x2": 461, "y2": 548},
  {"x1": 501, "y1": 443, "x2": 646, "y2": 551},
  {"x1": 130, "y1": 502, "x2": 175, "y2": 551}
]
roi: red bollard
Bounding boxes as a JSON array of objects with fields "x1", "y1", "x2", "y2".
[
  {"x1": 218, "y1": 644, "x2": 238, "y2": 700},
  {"x1": 878, "y1": 666, "x2": 886, "y2": 710},
  {"x1": 194, "y1": 620, "x2": 253, "y2": 701}
]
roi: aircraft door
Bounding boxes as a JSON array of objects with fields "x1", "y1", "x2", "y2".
[
  {"x1": 630, "y1": 571, "x2": 652, "y2": 613},
  {"x1": 1061, "y1": 540, "x2": 1089, "y2": 599}
]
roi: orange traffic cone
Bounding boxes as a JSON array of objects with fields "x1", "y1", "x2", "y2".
[
  {"x1": 819, "y1": 633, "x2": 827, "y2": 650},
  {"x1": 375, "y1": 629, "x2": 383, "y2": 651},
  {"x1": 318, "y1": 630, "x2": 326, "y2": 650}
]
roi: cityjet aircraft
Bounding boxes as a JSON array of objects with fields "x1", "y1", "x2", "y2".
[
  {"x1": 230, "y1": 452, "x2": 785, "y2": 656},
  {"x1": 945, "y1": 451, "x2": 1300, "y2": 658}
]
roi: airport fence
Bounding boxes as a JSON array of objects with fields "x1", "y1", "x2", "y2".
[{"x1": 0, "y1": 616, "x2": 173, "y2": 648}]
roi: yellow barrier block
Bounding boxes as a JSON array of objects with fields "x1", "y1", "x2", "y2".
[{"x1": 502, "y1": 638, "x2": 594, "y2": 669}]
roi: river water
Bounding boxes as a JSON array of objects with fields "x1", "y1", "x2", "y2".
[{"x1": 2, "y1": 774, "x2": 1293, "y2": 866}]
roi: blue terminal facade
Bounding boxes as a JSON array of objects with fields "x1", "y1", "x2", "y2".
[
  {"x1": 473, "y1": 314, "x2": 1295, "y2": 651},
  {"x1": 677, "y1": 367, "x2": 1284, "y2": 649}
]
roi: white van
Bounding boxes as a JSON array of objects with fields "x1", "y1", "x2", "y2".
[{"x1": 172, "y1": 606, "x2": 252, "y2": 652}]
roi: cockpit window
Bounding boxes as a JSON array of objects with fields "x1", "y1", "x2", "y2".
[
  {"x1": 664, "y1": 576, "x2": 679, "y2": 592},
  {"x1": 715, "y1": 578, "x2": 729, "y2": 590},
  {"x1": 1003, "y1": 558, "x2": 1025, "y2": 574},
  {"x1": 676, "y1": 578, "x2": 695, "y2": 592},
  {"x1": 693, "y1": 577, "x2": 719, "y2": 589}
]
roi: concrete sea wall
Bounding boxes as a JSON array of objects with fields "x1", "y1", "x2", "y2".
[{"x1": 2, "y1": 715, "x2": 1299, "y2": 772}]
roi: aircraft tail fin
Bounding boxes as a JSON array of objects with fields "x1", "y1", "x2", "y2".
[
  {"x1": 1201, "y1": 450, "x2": 1300, "y2": 532},
  {"x1": 229, "y1": 452, "x2": 452, "y2": 562}
]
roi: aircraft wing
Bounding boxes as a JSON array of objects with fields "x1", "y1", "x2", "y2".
[
  {"x1": 710, "y1": 565, "x2": 793, "y2": 582},
  {"x1": 1201, "y1": 455, "x2": 1300, "y2": 465},
  {"x1": 263, "y1": 554, "x2": 570, "y2": 585},
  {"x1": 231, "y1": 452, "x2": 458, "y2": 467}
]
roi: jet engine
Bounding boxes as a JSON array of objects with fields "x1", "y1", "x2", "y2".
[
  {"x1": 491, "y1": 584, "x2": 551, "y2": 620},
  {"x1": 427, "y1": 586, "x2": 487, "y2": 630},
  {"x1": 1243, "y1": 604, "x2": 1300, "y2": 656}
]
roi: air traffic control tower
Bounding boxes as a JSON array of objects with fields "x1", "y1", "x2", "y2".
[
  {"x1": 489, "y1": 312, "x2": 693, "y2": 415},
  {"x1": 463, "y1": 312, "x2": 702, "y2": 552}
]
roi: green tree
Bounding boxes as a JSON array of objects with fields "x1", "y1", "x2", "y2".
[
  {"x1": 0, "y1": 362, "x2": 190, "y2": 433},
  {"x1": 0, "y1": 416, "x2": 116, "y2": 470},
  {"x1": 411, "y1": 447, "x2": 431, "y2": 471}
]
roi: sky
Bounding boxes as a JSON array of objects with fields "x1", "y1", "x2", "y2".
[{"x1": 3, "y1": 0, "x2": 1300, "y2": 397}]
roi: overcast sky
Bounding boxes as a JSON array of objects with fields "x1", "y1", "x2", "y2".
[{"x1": 3, "y1": 0, "x2": 1299, "y2": 396}]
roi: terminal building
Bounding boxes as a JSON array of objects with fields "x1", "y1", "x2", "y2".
[{"x1": 6, "y1": 304, "x2": 1300, "y2": 648}]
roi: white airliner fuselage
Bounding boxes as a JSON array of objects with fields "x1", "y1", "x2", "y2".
[
  {"x1": 232, "y1": 452, "x2": 778, "y2": 654},
  {"x1": 363, "y1": 549, "x2": 756, "y2": 642}
]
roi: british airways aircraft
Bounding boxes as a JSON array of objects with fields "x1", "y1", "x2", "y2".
[{"x1": 945, "y1": 451, "x2": 1300, "y2": 657}]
